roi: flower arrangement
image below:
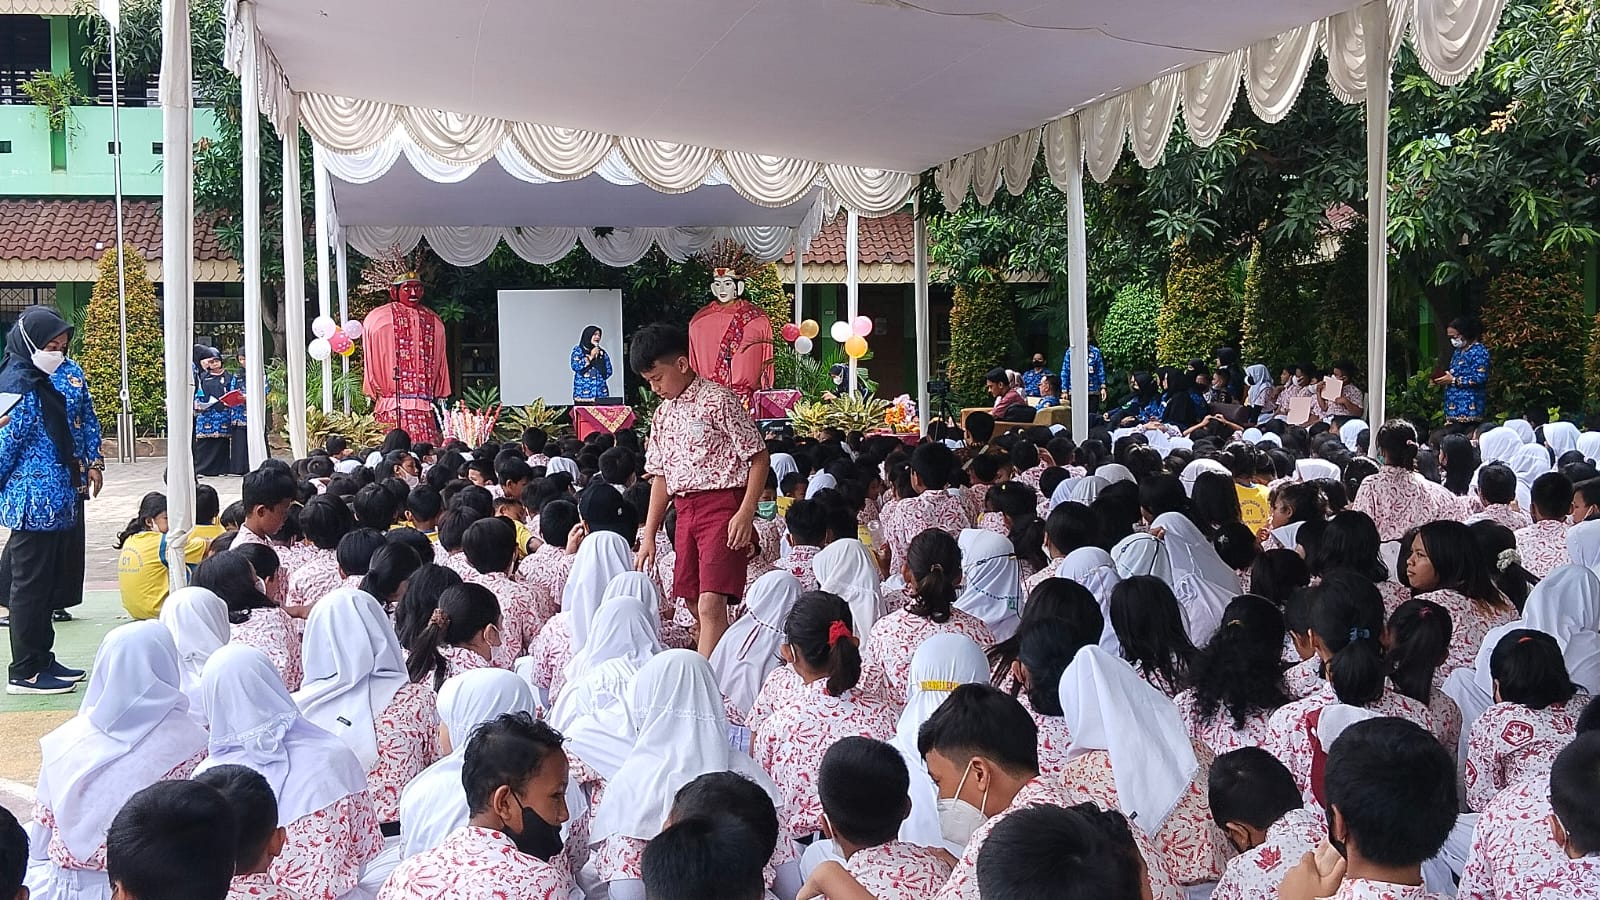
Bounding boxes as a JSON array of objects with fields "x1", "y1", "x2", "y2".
[
  {"x1": 883, "y1": 394, "x2": 919, "y2": 434},
  {"x1": 438, "y1": 400, "x2": 502, "y2": 446}
]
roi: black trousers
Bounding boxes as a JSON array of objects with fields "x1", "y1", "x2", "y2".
[
  {"x1": 0, "y1": 497, "x2": 84, "y2": 612},
  {"x1": 6, "y1": 527, "x2": 69, "y2": 681}
]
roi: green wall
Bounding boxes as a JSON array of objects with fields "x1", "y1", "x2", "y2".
[{"x1": 0, "y1": 106, "x2": 222, "y2": 196}]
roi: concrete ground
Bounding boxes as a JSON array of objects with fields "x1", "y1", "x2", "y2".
[{"x1": 0, "y1": 458, "x2": 242, "y2": 820}]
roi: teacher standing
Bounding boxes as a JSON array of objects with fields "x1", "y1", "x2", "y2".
[
  {"x1": 193, "y1": 344, "x2": 241, "y2": 476},
  {"x1": 1434, "y1": 314, "x2": 1490, "y2": 428},
  {"x1": 571, "y1": 324, "x2": 613, "y2": 402},
  {"x1": 0, "y1": 307, "x2": 91, "y2": 694}
]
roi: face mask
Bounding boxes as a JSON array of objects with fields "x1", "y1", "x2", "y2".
[
  {"x1": 22, "y1": 330, "x2": 64, "y2": 376},
  {"x1": 506, "y1": 804, "x2": 565, "y2": 860},
  {"x1": 756, "y1": 500, "x2": 778, "y2": 520},
  {"x1": 1451, "y1": 337, "x2": 1465, "y2": 349},
  {"x1": 401, "y1": 473, "x2": 420, "y2": 488},
  {"x1": 936, "y1": 761, "x2": 989, "y2": 846}
]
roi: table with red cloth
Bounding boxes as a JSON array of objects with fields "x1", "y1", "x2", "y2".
[
  {"x1": 753, "y1": 389, "x2": 802, "y2": 419},
  {"x1": 571, "y1": 405, "x2": 636, "y2": 440}
]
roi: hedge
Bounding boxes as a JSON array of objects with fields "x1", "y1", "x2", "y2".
[
  {"x1": 1156, "y1": 241, "x2": 1240, "y2": 367},
  {"x1": 947, "y1": 277, "x2": 1013, "y2": 407},
  {"x1": 1241, "y1": 242, "x2": 1317, "y2": 369},
  {"x1": 79, "y1": 245, "x2": 166, "y2": 431},
  {"x1": 1314, "y1": 235, "x2": 1368, "y2": 371},
  {"x1": 1099, "y1": 283, "x2": 1161, "y2": 374},
  {"x1": 1482, "y1": 254, "x2": 1586, "y2": 417}
]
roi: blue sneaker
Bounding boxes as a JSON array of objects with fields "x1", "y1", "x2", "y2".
[
  {"x1": 6, "y1": 673, "x2": 76, "y2": 695},
  {"x1": 45, "y1": 660, "x2": 85, "y2": 682}
]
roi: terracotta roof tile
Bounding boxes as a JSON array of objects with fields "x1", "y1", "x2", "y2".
[
  {"x1": 0, "y1": 198, "x2": 231, "y2": 262},
  {"x1": 785, "y1": 210, "x2": 914, "y2": 266}
]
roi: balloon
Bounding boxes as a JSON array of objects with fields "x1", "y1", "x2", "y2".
[
  {"x1": 341, "y1": 319, "x2": 364, "y2": 340},
  {"x1": 853, "y1": 315, "x2": 874, "y2": 337},
  {"x1": 844, "y1": 336, "x2": 868, "y2": 359},
  {"x1": 308, "y1": 338, "x2": 332, "y2": 361},
  {"x1": 311, "y1": 316, "x2": 337, "y2": 339},
  {"x1": 780, "y1": 323, "x2": 800, "y2": 343},
  {"x1": 328, "y1": 331, "x2": 353, "y2": 355},
  {"x1": 793, "y1": 336, "x2": 814, "y2": 355},
  {"x1": 830, "y1": 320, "x2": 854, "y2": 343},
  {"x1": 799, "y1": 319, "x2": 820, "y2": 339},
  {"x1": 338, "y1": 342, "x2": 357, "y2": 358}
]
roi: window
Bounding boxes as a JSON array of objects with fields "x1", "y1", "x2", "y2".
[
  {"x1": 0, "y1": 284, "x2": 57, "y2": 335},
  {"x1": 0, "y1": 16, "x2": 51, "y2": 105},
  {"x1": 194, "y1": 283, "x2": 243, "y2": 353}
]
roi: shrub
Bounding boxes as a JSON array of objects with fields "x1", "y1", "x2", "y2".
[
  {"x1": 1156, "y1": 241, "x2": 1240, "y2": 367},
  {"x1": 1482, "y1": 254, "x2": 1585, "y2": 417},
  {"x1": 1314, "y1": 235, "x2": 1368, "y2": 371},
  {"x1": 946, "y1": 276, "x2": 1013, "y2": 407},
  {"x1": 1241, "y1": 242, "x2": 1317, "y2": 369},
  {"x1": 79, "y1": 245, "x2": 166, "y2": 431},
  {"x1": 1099, "y1": 283, "x2": 1161, "y2": 374},
  {"x1": 742, "y1": 262, "x2": 792, "y2": 386},
  {"x1": 1587, "y1": 313, "x2": 1600, "y2": 416}
]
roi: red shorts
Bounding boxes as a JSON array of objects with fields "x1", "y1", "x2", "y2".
[{"x1": 673, "y1": 488, "x2": 748, "y2": 603}]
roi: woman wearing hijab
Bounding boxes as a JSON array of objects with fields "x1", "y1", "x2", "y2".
[
  {"x1": 193, "y1": 344, "x2": 242, "y2": 476},
  {"x1": 1107, "y1": 372, "x2": 1163, "y2": 426},
  {"x1": 1244, "y1": 364, "x2": 1276, "y2": 414},
  {"x1": 158, "y1": 586, "x2": 231, "y2": 725},
  {"x1": 0, "y1": 307, "x2": 89, "y2": 694},
  {"x1": 1149, "y1": 510, "x2": 1241, "y2": 646},
  {"x1": 889, "y1": 634, "x2": 991, "y2": 854},
  {"x1": 710, "y1": 571, "x2": 803, "y2": 725},
  {"x1": 1058, "y1": 644, "x2": 1228, "y2": 889},
  {"x1": 547, "y1": 572, "x2": 663, "y2": 731},
  {"x1": 814, "y1": 538, "x2": 886, "y2": 635},
  {"x1": 1546, "y1": 421, "x2": 1581, "y2": 459},
  {"x1": 571, "y1": 325, "x2": 613, "y2": 402},
  {"x1": 529, "y1": 530, "x2": 633, "y2": 702},
  {"x1": 591, "y1": 650, "x2": 788, "y2": 897},
  {"x1": 293, "y1": 588, "x2": 439, "y2": 832},
  {"x1": 195, "y1": 645, "x2": 381, "y2": 900},
  {"x1": 26, "y1": 622, "x2": 208, "y2": 900},
  {"x1": 1160, "y1": 369, "x2": 1209, "y2": 431},
  {"x1": 955, "y1": 529, "x2": 1024, "y2": 642}
]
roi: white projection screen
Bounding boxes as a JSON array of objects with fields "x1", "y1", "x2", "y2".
[{"x1": 496, "y1": 289, "x2": 625, "y2": 406}]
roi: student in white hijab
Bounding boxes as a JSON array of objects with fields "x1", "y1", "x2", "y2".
[
  {"x1": 1506, "y1": 419, "x2": 1536, "y2": 444},
  {"x1": 560, "y1": 530, "x2": 634, "y2": 662},
  {"x1": 1180, "y1": 459, "x2": 1230, "y2": 497},
  {"x1": 1057, "y1": 546, "x2": 1124, "y2": 653},
  {"x1": 1149, "y1": 511, "x2": 1241, "y2": 645},
  {"x1": 771, "y1": 453, "x2": 800, "y2": 484},
  {"x1": 1112, "y1": 531, "x2": 1173, "y2": 581},
  {"x1": 292, "y1": 588, "x2": 411, "y2": 773},
  {"x1": 546, "y1": 456, "x2": 581, "y2": 479},
  {"x1": 157, "y1": 585, "x2": 230, "y2": 725},
  {"x1": 1340, "y1": 419, "x2": 1369, "y2": 453},
  {"x1": 548, "y1": 572, "x2": 663, "y2": 730},
  {"x1": 1579, "y1": 432, "x2": 1600, "y2": 464},
  {"x1": 891, "y1": 634, "x2": 991, "y2": 854},
  {"x1": 1479, "y1": 426, "x2": 1524, "y2": 464},
  {"x1": 1295, "y1": 458, "x2": 1342, "y2": 483},
  {"x1": 710, "y1": 571, "x2": 804, "y2": 721},
  {"x1": 1245, "y1": 364, "x2": 1274, "y2": 408},
  {"x1": 805, "y1": 472, "x2": 838, "y2": 500},
  {"x1": 1546, "y1": 421, "x2": 1581, "y2": 458},
  {"x1": 589, "y1": 650, "x2": 784, "y2": 898},
  {"x1": 193, "y1": 645, "x2": 375, "y2": 900},
  {"x1": 1097, "y1": 463, "x2": 1136, "y2": 486},
  {"x1": 814, "y1": 538, "x2": 885, "y2": 634},
  {"x1": 955, "y1": 529, "x2": 1024, "y2": 641},
  {"x1": 27, "y1": 622, "x2": 208, "y2": 900},
  {"x1": 1509, "y1": 443, "x2": 1553, "y2": 491},
  {"x1": 397, "y1": 669, "x2": 537, "y2": 859},
  {"x1": 1067, "y1": 474, "x2": 1107, "y2": 505}
]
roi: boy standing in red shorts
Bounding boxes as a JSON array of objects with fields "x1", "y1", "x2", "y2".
[{"x1": 631, "y1": 323, "x2": 770, "y2": 657}]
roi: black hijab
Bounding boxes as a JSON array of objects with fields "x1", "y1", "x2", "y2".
[
  {"x1": 579, "y1": 325, "x2": 602, "y2": 350},
  {"x1": 0, "y1": 307, "x2": 79, "y2": 485}
]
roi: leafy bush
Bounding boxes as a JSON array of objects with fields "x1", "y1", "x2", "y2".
[
  {"x1": 498, "y1": 400, "x2": 567, "y2": 441},
  {"x1": 789, "y1": 393, "x2": 893, "y2": 435},
  {"x1": 302, "y1": 408, "x2": 387, "y2": 449},
  {"x1": 1314, "y1": 235, "x2": 1368, "y2": 371},
  {"x1": 1156, "y1": 241, "x2": 1240, "y2": 367},
  {"x1": 268, "y1": 357, "x2": 371, "y2": 424},
  {"x1": 1241, "y1": 242, "x2": 1317, "y2": 368},
  {"x1": 946, "y1": 277, "x2": 1013, "y2": 407},
  {"x1": 1482, "y1": 254, "x2": 1586, "y2": 417},
  {"x1": 1099, "y1": 283, "x2": 1161, "y2": 374},
  {"x1": 1587, "y1": 313, "x2": 1600, "y2": 416},
  {"x1": 80, "y1": 245, "x2": 166, "y2": 431},
  {"x1": 1385, "y1": 371, "x2": 1446, "y2": 433}
]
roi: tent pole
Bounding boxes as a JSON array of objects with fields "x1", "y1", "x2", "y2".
[
  {"x1": 846, "y1": 210, "x2": 860, "y2": 395},
  {"x1": 281, "y1": 109, "x2": 309, "y2": 460},
  {"x1": 914, "y1": 198, "x2": 931, "y2": 436},
  {"x1": 240, "y1": 0, "x2": 266, "y2": 466},
  {"x1": 1364, "y1": 0, "x2": 1391, "y2": 430},
  {"x1": 312, "y1": 145, "x2": 334, "y2": 412},
  {"x1": 792, "y1": 239, "x2": 804, "y2": 391},
  {"x1": 159, "y1": 0, "x2": 194, "y2": 591},
  {"x1": 335, "y1": 228, "x2": 351, "y2": 413},
  {"x1": 1065, "y1": 117, "x2": 1090, "y2": 441}
]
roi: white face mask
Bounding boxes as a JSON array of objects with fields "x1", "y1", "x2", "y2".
[
  {"x1": 1451, "y1": 337, "x2": 1465, "y2": 349},
  {"x1": 936, "y1": 760, "x2": 989, "y2": 846},
  {"x1": 21, "y1": 330, "x2": 64, "y2": 375}
]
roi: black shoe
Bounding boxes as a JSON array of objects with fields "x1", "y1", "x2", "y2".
[
  {"x1": 6, "y1": 673, "x2": 76, "y2": 695},
  {"x1": 44, "y1": 660, "x2": 85, "y2": 682},
  {"x1": 51, "y1": 610, "x2": 71, "y2": 623}
]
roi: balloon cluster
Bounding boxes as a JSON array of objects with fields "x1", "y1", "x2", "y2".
[
  {"x1": 780, "y1": 316, "x2": 872, "y2": 358},
  {"x1": 309, "y1": 316, "x2": 363, "y2": 361}
]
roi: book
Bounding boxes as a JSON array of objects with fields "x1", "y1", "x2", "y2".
[{"x1": 220, "y1": 390, "x2": 245, "y2": 407}]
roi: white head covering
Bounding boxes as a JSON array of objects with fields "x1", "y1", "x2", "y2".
[
  {"x1": 1068, "y1": 475, "x2": 1108, "y2": 505},
  {"x1": 398, "y1": 669, "x2": 537, "y2": 857},
  {"x1": 547, "y1": 456, "x2": 581, "y2": 479},
  {"x1": 1150, "y1": 511, "x2": 1240, "y2": 644},
  {"x1": 814, "y1": 539, "x2": 885, "y2": 634},
  {"x1": 158, "y1": 586, "x2": 230, "y2": 724},
  {"x1": 955, "y1": 529, "x2": 1023, "y2": 641},
  {"x1": 589, "y1": 650, "x2": 783, "y2": 843},
  {"x1": 770, "y1": 453, "x2": 799, "y2": 483},
  {"x1": 1339, "y1": 419, "x2": 1369, "y2": 453},
  {"x1": 561, "y1": 531, "x2": 634, "y2": 651},
  {"x1": 1506, "y1": 419, "x2": 1536, "y2": 444},
  {"x1": 36, "y1": 622, "x2": 208, "y2": 861},
  {"x1": 1097, "y1": 464, "x2": 1135, "y2": 485},
  {"x1": 1059, "y1": 645, "x2": 1197, "y2": 835},
  {"x1": 1579, "y1": 433, "x2": 1600, "y2": 464},
  {"x1": 710, "y1": 571, "x2": 804, "y2": 719},
  {"x1": 1058, "y1": 546, "x2": 1124, "y2": 654},
  {"x1": 1049, "y1": 478, "x2": 1078, "y2": 511},
  {"x1": 292, "y1": 588, "x2": 409, "y2": 770},
  {"x1": 1245, "y1": 365, "x2": 1273, "y2": 408},
  {"x1": 1242, "y1": 428, "x2": 1265, "y2": 444},
  {"x1": 805, "y1": 473, "x2": 838, "y2": 499},
  {"x1": 1571, "y1": 520, "x2": 1600, "y2": 571},
  {"x1": 194, "y1": 645, "x2": 369, "y2": 826},
  {"x1": 1479, "y1": 426, "x2": 1523, "y2": 464},
  {"x1": 567, "y1": 571, "x2": 662, "y2": 675},
  {"x1": 1509, "y1": 443, "x2": 1553, "y2": 490},
  {"x1": 1479, "y1": 565, "x2": 1600, "y2": 697},
  {"x1": 1180, "y1": 458, "x2": 1230, "y2": 497},
  {"x1": 1259, "y1": 432, "x2": 1283, "y2": 447},
  {"x1": 1296, "y1": 458, "x2": 1342, "y2": 483},
  {"x1": 1111, "y1": 532, "x2": 1172, "y2": 581},
  {"x1": 892, "y1": 634, "x2": 991, "y2": 851},
  {"x1": 1547, "y1": 422, "x2": 1581, "y2": 458}
]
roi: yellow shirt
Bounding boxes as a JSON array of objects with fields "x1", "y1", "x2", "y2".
[
  {"x1": 192, "y1": 523, "x2": 225, "y2": 541},
  {"x1": 1236, "y1": 483, "x2": 1272, "y2": 535},
  {"x1": 119, "y1": 530, "x2": 208, "y2": 620}
]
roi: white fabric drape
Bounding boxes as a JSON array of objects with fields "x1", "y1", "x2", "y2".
[{"x1": 345, "y1": 224, "x2": 811, "y2": 269}]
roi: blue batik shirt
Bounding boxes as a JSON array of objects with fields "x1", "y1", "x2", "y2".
[
  {"x1": 1020, "y1": 367, "x2": 1048, "y2": 397},
  {"x1": 1061, "y1": 345, "x2": 1106, "y2": 393},
  {"x1": 1445, "y1": 342, "x2": 1490, "y2": 421},
  {"x1": 571, "y1": 344, "x2": 613, "y2": 401}
]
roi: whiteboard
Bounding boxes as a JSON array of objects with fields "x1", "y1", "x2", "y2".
[{"x1": 496, "y1": 289, "x2": 625, "y2": 406}]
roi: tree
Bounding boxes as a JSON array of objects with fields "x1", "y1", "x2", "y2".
[
  {"x1": 1481, "y1": 253, "x2": 1587, "y2": 417},
  {"x1": 1156, "y1": 242, "x2": 1239, "y2": 367},
  {"x1": 1099, "y1": 283, "x2": 1161, "y2": 375},
  {"x1": 946, "y1": 277, "x2": 1013, "y2": 407},
  {"x1": 1240, "y1": 242, "x2": 1318, "y2": 367},
  {"x1": 80, "y1": 245, "x2": 166, "y2": 430}
]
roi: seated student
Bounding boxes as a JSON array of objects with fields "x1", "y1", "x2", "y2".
[
  {"x1": 662, "y1": 771, "x2": 800, "y2": 900},
  {"x1": 1463, "y1": 629, "x2": 1586, "y2": 812},
  {"x1": 776, "y1": 499, "x2": 829, "y2": 592},
  {"x1": 285, "y1": 496, "x2": 356, "y2": 611},
  {"x1": 117, "y1": 491, "x2": 209, "y2": 619},
  {"x1": 1516, "y1": 472, "x2": 1575, "y2": 579},
  {"x1": 1467, "y1": 463, "x2": 1531, "y2": 531},
  {"x1": 1208, "y1": 748, "x2": 1325, "y2": 900},
  {"x1": 529, "y1": 530, "x2": 634, "y2": 701},
  {"x1": 1175, "y1": 595, "x2": 1294, "y2": 755},
  {"x1": 496, "y1": 457, "x2": 534, "y2": 507},
  {"x1": 1406, "y1": 519, "x2": 1519, "y2": 680},
  {"x1": 465, "y1": 459, "x2": 499, "y2": 495},
  {"x1": 779, "y1": 471, "x2": 809, "y2": 514},
  {"x1": 0, "y1": 806, "x2": 23, "y2": 900},
  {"x1": 406, "y1": 584, "x2": 505, "y2": 690},
  {"x1": 354, "y1": 483, "x2": 402, "y2": 533},
  {"x1": 878, "y1": 443, "x2": 973, "y2": 578},
  {"x1": 1277, "y1": 718, "x2": 1458, "y2": 900},
  {"x1": 380, "y1": 713, "x2": 569, "y2": 900},
  {"x1": 327, "y1": 527, "x2": 386, "y2": 597},
  {"x1": 641, "y1": 817, "x2": 766, "y2": 900},
  {"x1": 1513, "y1": 731, "x2": 1600, "y2": 895},
  {"x1": 810, "y1": 737, "x2": 954, "y2": 899},
  {"x1": 971, "y1": 804, "x2": 1150, "y2": 900},
  {"x1": 1384, "y1": 598, "x2": 1462, "y2": 753},
  {"x1": 1013, "y1": 601, "x2": 1103, "y2": 776},
  {"x1": 105, "y1": 781, "x2": 236, "y2": 900},
  {"x1": 522, "y1": 427, "x2": 551, "y2": 469},
  {"x1": 462, "y1": 517, "x2": 544, "y2": 662},
  {"x1": 193, "y1": 549, "x2": 303, "y2": 690},
  {"x1": 402, "y1": 484, "x2": 444, "y2": 542},
  {"x1": 220, "y1": 500, "x2": 246, "y2": 534},
  {"x1": 517, "y1": 498, "x2": 582, "y2": 602},
  {"x1": 436, "y1": 507, "x2": 487, "y2": 579},
  {"x1": 752, "y1": 471, "x2": 786, "y2": 568},
  {"x1": 193, "y1": 484, "x2": 225, "y2": 541},
  {"x1": 860, "y1": 529, "x2": 995, "y2": 703},
  {"x1": 192, "y1": 766, "x2": 299, "y2": 899}
]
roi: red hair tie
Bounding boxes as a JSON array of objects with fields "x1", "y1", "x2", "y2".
[{"x1": 827, "y1": 620, "x2": 853, "y2": 647}]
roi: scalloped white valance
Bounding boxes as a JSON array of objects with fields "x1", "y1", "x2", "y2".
[
  {"x1": 344, "y1": 222, "x2": 815, "y2": 269},
  {"x1": 936, "y1": 0, "x2": 1507, "y2": 206}
]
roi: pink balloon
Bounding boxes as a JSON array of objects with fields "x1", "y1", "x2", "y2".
[
  {"x1": 342, "y1": 319, "x2": 364, "y2": 340},
  {"x1": 852, "y1": 315, "x2": 873, "y2": 337},
  {"x1": 780, "y1": 322, "x2": 801, "y2": 342},
  {"x1": 328, "y1": 331, "x2": 353, "y2": 354}
]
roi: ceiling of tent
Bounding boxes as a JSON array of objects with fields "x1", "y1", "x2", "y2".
[{"x1": 248, "y1": 0, "x2": 1357, "y2": 173}]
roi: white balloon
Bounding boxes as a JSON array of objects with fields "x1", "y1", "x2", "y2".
[
  {"x1": 311, "y1": 316, "x2": 337, "y2": 339},
  {"x1": 829, "y1": 320, "x2": 853, "y2": 343},
  {"x1": 793, "y1": 336, "x2": 814, "y2": 355},
  {"x1": 342, "y1": 320, "x2": 364, "y2": 340},
  {"x1": 307, "y1": 338, "x2": 332, "y2": 361}
]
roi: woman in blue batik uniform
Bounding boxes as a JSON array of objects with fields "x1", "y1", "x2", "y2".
[
  {"x1": 193, "y1": 345, "x2": 241, "y2": 476},
  {"x1": 570, "y1": 324, "x2": 613, "y2": 402},
  {"x1": 1435, "y1": 314, "x2": 1490, "y2": 427}
]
